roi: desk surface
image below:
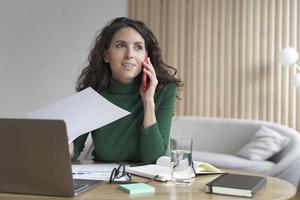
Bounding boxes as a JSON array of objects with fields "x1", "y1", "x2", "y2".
[{"x1": 0, "y1": 170, "x2": 296, "y2": 200}]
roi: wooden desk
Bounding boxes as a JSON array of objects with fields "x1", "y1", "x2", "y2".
[{"x1": 0, "y1": 172, "x2": 296, "y2": 200}]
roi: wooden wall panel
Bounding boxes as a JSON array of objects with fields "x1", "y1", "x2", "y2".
[{"x1": 128, "y1": 0, "x2": 300, "y2": 131}]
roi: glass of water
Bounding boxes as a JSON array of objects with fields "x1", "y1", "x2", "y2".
[{"x1": 170, "y1": 137, "x2": 194, "y2": 184}]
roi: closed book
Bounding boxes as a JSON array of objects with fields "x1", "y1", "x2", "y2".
[{"x1": 205, "y1": 173, "x2": 267, "y2": 198}]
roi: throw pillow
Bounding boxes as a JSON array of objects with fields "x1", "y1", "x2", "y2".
[{"x1": 236, "y1": 126, "x2": 290, "y2": 160}]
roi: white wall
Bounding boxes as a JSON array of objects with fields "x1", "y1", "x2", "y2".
[{"x1": 0, "y1": 0, "x2": 127, "y2": 117}]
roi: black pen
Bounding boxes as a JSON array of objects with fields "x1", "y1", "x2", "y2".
[
  {"x1": 72, "y1": 172, "x2": 92, "y2": 175},
  {"x1": 145, "y1": 175, "x2": 159, "y2": 183}
]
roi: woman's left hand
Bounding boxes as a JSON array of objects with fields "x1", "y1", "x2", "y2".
[{"x1": 140, "y1": 57, "x2": 158, "y2": 103}]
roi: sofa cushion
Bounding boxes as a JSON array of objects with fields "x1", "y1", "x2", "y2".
[
  {"x1": 193, "y1": 151, "x2": 275, "y2": 174},
  {"x1": 235, "y1": 127, "x2": 290, "y2": 161}
]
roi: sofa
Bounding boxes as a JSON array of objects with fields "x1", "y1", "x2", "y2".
[{"x1": 170, "y1": 116, "x2": 300, "y2": 187}]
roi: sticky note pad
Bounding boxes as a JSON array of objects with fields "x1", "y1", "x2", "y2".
[{"x1": 119, "y1": 183, "x2": 155, "y2": 195}]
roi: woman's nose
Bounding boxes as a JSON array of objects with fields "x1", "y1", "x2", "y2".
[
  {"x1": 125, "y1": 48, "x2": 134, "y2": 59},
  {"x1": 126, "y1": 54, "x2": 134, "y2": 59}
]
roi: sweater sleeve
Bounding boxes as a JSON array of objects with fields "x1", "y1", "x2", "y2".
[
  {"x1": 139, "y1": 84, "x2": 176, "y2": 164},
  {"x1": 71, "y1": 133, "x2": 89, "y2": 160}
]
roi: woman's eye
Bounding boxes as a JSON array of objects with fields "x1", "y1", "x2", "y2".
[
  {"x1": 135, "y1": 45, "x2": 143, "y2": 50},
  {"x1": 116, "y1": 43, "x2": 125, "y2": 48}
]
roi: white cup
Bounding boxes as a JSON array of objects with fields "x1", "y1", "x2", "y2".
[{"x1": 170, "y1": 137, "x2": 194, "y2": 184}]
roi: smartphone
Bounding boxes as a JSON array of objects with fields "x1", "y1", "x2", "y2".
[{"x1": 142, "y1": 53, "x2": 149, "y2": 92}]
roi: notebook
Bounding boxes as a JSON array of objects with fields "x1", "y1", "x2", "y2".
[
  {"x1": 205, "y1": 173, "x2": 267, "y2": 198},
  {"x1": 126, "y1": 156, "x2": 223, "y2": 182},
  {"x1": 0, "y1": 118, "x2": 101, "y2": 197}
]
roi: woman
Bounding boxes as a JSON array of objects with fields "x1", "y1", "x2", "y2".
[{"x1": 71, "y1": 17, "x2": 182, "y2": 164}]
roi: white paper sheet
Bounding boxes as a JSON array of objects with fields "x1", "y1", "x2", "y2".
[
  {"x1": 28, "y1": 87, "x2": 130, "y2": 142},
  {"x1": 72, "y1": 164, "x2": 129, "y2": 181}
]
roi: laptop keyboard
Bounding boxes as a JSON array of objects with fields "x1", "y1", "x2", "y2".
[{"x1": 74, "y1": 183, "x2": 89, "y2": 191}]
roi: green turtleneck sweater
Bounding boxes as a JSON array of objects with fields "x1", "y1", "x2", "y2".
[{"x1": 72, "y1": 76, "x2": 176, "y2": 164}]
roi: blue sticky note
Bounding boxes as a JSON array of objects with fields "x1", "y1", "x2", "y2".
[{"x1": 119, "y1": 183, "x2": 155, "y2": 195}]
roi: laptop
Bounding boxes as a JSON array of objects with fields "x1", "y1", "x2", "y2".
[{"x1": 0, "y1": 118, "x2": 101, "y2": 197}]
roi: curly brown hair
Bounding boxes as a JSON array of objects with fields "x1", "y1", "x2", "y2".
[{"x1": 76, "y1": 17, "x2": 183, "y2": 92}]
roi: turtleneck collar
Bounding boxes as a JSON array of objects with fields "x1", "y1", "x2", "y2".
[{"x1": 106, "y1": 74, "x2": 141, "y2": 94}]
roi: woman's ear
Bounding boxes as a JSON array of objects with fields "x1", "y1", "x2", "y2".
[{"x1": 103, "y1": 51, "x2": 109, "y2": 63}]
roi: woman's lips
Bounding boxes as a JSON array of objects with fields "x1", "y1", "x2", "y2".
[{"x1": 122, "y1": 63, "x2": 136, "y2": 68}]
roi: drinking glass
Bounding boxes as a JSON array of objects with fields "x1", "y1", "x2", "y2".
[{"x1": 170, "y1": 137, "x2": 194, "y2": 184}]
